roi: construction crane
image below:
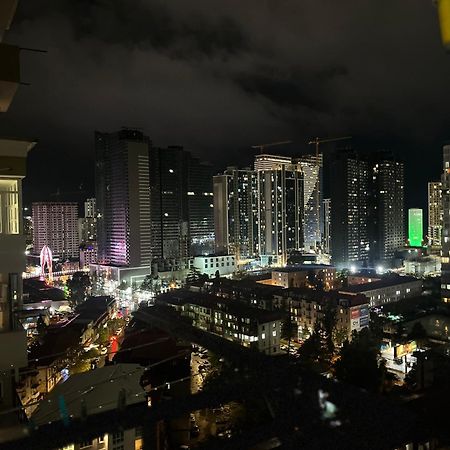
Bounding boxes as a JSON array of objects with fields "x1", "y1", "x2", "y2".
[
  {"x1": 251, "y1": 140, "x2": 292, "y2": 154},
  {"x1": 307, "y1": 136, "x2": 352, "y2": 158},
  {"x1": 307, "y1": 136, "x2": 352, "y2": 252}
]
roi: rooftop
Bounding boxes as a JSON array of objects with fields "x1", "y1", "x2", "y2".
[
  {"x1": 282, "y1": 288, "x2": 369, "y2": 307},
  {"x1": 273, "y1": 264, "x2": 335, "y2": 273},
  {"x1": 340, "y1": 275, "x2": 421, "y2": 293},
  {"x1": 158, "y1": 290, "x2": 285, "y2": 323},
  {"x1": 32, "y1": 364, "x2": 145, "y2": 426}
]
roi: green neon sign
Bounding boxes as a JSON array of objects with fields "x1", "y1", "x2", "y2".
[{"x1": 408, "y1": 208, "x2": 423, "y2": 247}]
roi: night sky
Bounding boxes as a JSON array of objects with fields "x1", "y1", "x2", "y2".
[{"x1": 2, "y1": 0, "x2": 450, "y2": 212}]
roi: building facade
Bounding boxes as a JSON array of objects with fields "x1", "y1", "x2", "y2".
[
  {"x1": 297, "y1": 154, "x2": 323, "y2": 252},
  {"x1": 192, "y1": 254, "x2": 236, "y2": 278},
  {"x1": 340, "y1": 275, "x2": 422, "y2": 307},
  {"x1": 159, "y1": 291, "x2": 283, "y2": 355},
  {"x1": 330, "y1": 151, "x2": 369, "y2": 268},
  {"x1": 0, "y1": 138, "x2": 32, "y2": 421},
  {"x1": 95, "y1": 129, "x2": 152, "y2": 267},
  {"x1": 441, "y1": 145, "x2": 450, "y2": 302},
  {"x1": 149, "y1": 146, "x2": 214, "y2": 261},
  {"x1": 428, "y1": 181, "x2": 442, "y2": 251},
  {"x1": 323, "y1": 198, "x2": 331, "y2": 255},
  {"x1": 32, "y1": 202, "x2": 79, "y2": 259},
  {"x1": 368, "y1": 153, "x2": 405, "y2": 265},
  {"x1": 213, "y1": 167, "x2": 258, "y2": 259},
  {"x1": 271, "y1": 265, "x2": 336, "y2": 290},
  {"x1": 254, "y1": 154, "x2": 304, "y2": 266},
  {"x1": 279, "y1": 289, "x2": 370, "y2": 343}
]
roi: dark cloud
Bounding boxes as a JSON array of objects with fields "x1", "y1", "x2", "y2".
[
  {"x1": 234, "y1": 65, "x2": 348, "y2": 111},
  {"x1": 2, "y1": 0, "x2": 450, "y2": 210},
  {"x1": 17, "y1": 0, "x2": 248, "y2": 60}
]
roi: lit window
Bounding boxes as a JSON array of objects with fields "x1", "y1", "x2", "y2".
[
  {"x1": 261, "y1": 333, "x2": 266, "y2": 339},
  {"x1": 0, "y1": 180, "x2": 19, "y2": 235}
]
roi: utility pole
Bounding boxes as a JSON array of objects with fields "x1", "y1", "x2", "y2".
[{"x1": 307, "y1": 136, "x2": 352, "y2": 252}]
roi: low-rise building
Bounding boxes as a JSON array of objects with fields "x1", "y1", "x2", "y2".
[
  {"x1": 31, "y1": 364, "x2": 147, "y2": 450},
  {"x1": 270, "y1": 265, "x2": 336, "y2": 290},
  {"x1": 193, "y1": 254, "x2": 236, "y2": 277},
  {"x1": 277, "y1": 288, "x2": 370, "y2": 343},
  {"x1": 158, "y1": 290, "x2": 284, "y2": 354},
  {"x1": 340, "y1": 275, "x2": 422, "y2": 307},
  {"x1": 79, "y1": 241, "x2": 98, "y2": 269}
]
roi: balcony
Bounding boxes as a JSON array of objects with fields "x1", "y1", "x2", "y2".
[
  {"x1": 0, "y1": 43, "x2": 20, "y2": 112},
  {"x1": 0, "y1": 1, "x2": 18, "y2": 42},
  {"x1": 0, "y1": 327, "x2": 27, "y2": 370}
]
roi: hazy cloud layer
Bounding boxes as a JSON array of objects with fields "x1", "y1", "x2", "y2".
[{"x1": 1, "y1": 0, "x2": 450, "y2": 205}]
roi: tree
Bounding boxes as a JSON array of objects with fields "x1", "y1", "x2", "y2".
[
  {"x1": 321, "y1": 301, "x2": 336, "y2": 358},
  {"x1": 334, "y1": 328, "x2": 385, "y2": 393},
  {"x1": 297, "y1": 324, "x2": 323, "y2": 369},
  {"x1": 407, "y1": 322, "x2": 427, "y2": 348},
  {"x1": 282, "y1": 310, "x2": 297, "y2": 356},
  {"x1": 67, "y1": 272, "x2": 91, "y2": 307},
  {"x1": 307, "y1": 270, "x2": 324, "y2": 291}
]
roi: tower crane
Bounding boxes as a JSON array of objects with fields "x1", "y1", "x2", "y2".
[
  {"x1": 252, "y1": 140, "x2": 292, "y2": 154},
  {"x1": 306, "y1": 136, "x2": 352, "y2": 252}
]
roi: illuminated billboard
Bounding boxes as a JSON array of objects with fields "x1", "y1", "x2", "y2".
[{"x1": 394, "y1": 341, "x2": 417, "y2": 358}]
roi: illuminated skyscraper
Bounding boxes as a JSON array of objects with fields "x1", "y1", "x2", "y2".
[
  {"x1": 330, "y1": 151, "x2": 369, "y2": 268},
  {"x1": 254, "y1": 154, "x2": 304, "y2": 265},
  {"x1": 296, "y1": 154, "x2": 323, "y2": 251},
  {"x1": 79, "y1": 198, "x2": 97, "y2": 244},
  {"x1": 428, "y1": 181, "x2": 443, "y2": 250},
  {"x1": 149, "y1": 146, "x2": 214, "y2": 260},
  {"x1": 441, "y1": 144, "x2": 450, "y2": 302},
  {"x1": 368, "y1": 152, "x2": 405, "y2": 265},
  {"x1": 213, "y1": 167, "x2": 258, "y2": 259},
  {"x1": 95, "y1": 129, "x2": 152, "y2": 267},
  {"x1": 323, "y1": 198, "x2": 331, "y2": 255},
  {"x1": 408, "y1": 208, "x2": 423, "y2": 247},
  {"x1": 32, "y1": 202, "x2": 79, "y2": 259}
]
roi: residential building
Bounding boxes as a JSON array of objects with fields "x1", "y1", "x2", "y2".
[
  {"x1": 213, "y1": 167, "x2": 258, "y2": 259},
  {"x1": 442, "y1": 144, "x2": 450, "y2": 302},
  {"x1": 368, "y1": 152, "x2": 405, "y2": 265},
  {"x1": 187, "y1": 156, "x2": 215, "y2": 256},
  {"x1": 32, "y1": 202, "x2": 79, "y2": 259},
  {"x1": 31, "y1": 364, "x2": 147, "y2": 450},
  {"x1": 254, "y1": 154, "x2": 304, "y2": 266},
  {"x1": 428, "y1": 181, "x2": 443, "y2": 252},
  {"x1": 95, "y1": 129, "x2": 152, "y2": 267},
  {"x1": 278, "y1": 289, "x2": 369, "y2": 342},
  {"x1": 79, "y1": 242, "x2": 98, "y2": 269},
  {"x1": 84, "y1": 197, "x2": 96, "y2": 218},
  {"x1": 0, "y1": 138, "x2": 33, "y2": 428},
  {"x1": 193, "y1": 254, "x2": 236, "y2": 277},
  {"x1": 78, "y1": 197, "x2": 97, "y2": 244},
  {"x1": 158, "y1": 290, "x2": 284, "y2": 354},
  {"x1": 340, "y1": 275, "x2": 422, "y2": 307},
  {"x1": 270, "y1": 265, "x2": 336, "y2": 290},
  {"x1": 404, "y1": 256, "x2": 441, "y2": 277},
  {"x1": 296, "y1": 154, "x2": 323, "y2": 251},
  {"x1": 149, "y1": 145, "x2": 214, "y2": 260},
  {"x1": 323, "y1": 198, "x2": 331, "y2": 255},
  {"x1": 330, "y1": 151, "x2": 369, "y2": 268}
]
